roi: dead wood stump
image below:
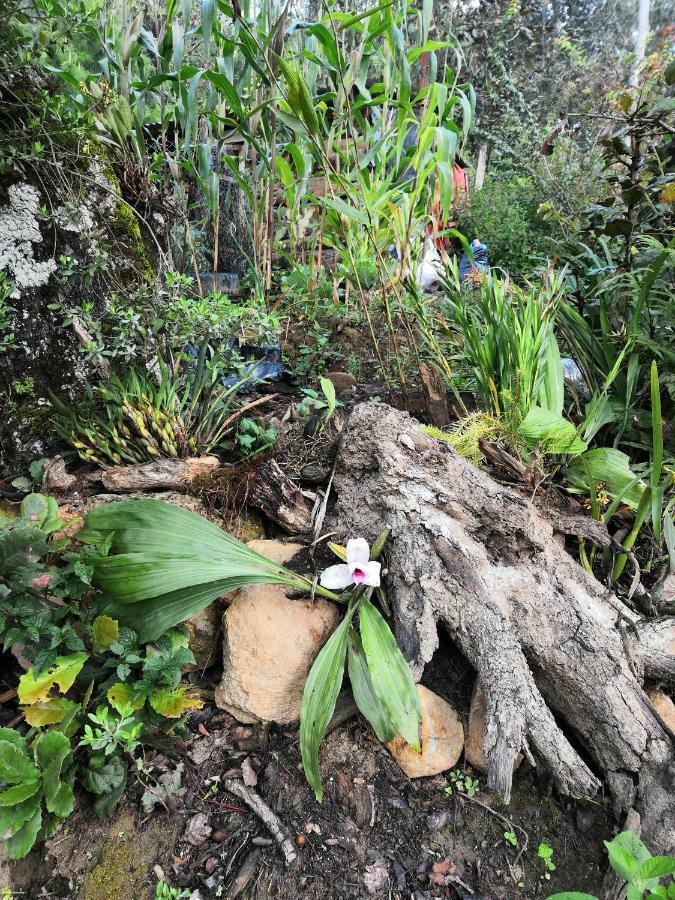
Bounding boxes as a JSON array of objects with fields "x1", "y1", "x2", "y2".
[{"x1": 331, "y1": 403, "x2": 675, "y2": 853}]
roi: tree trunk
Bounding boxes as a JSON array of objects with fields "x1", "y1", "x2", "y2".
[
  {"x1": 330, "y1": 403, "x2": 675, "y2": 853},
  {"x1": 474, "y1": 142, "x2": 489, "y2": 191},
  {"x1": 631, "y1": 0, "x2": 650, "y2": 86}
]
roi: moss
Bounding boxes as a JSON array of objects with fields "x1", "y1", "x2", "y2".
[
  {"x1": 110, "y1": 198, "x2": 154, "y2": 282},
  {"x1": 79, "y1": 811, "x2": 179, "y2": 900}
]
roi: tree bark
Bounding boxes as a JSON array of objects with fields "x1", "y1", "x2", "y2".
[
  {"x1": 100, "y1": 456, "x2": 220, "y2": 492},
  {"x1": 330, "y1": 403, "x2": 675, "y2": 853},
  {"x1": 631, "y1": 0, "x2": 650, "y2": 86}
]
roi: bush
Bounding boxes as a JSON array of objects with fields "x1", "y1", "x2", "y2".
[{"x1": 456, "y1": 176, "x2": 553, "y2": 275}]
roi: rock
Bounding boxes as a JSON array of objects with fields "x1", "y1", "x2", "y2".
[
  {"x1": 183, "y1": 813, "x2": 212, "y2": 847},
  {"x1": 326, "y1": 371, "x2": 357, "y2": 395},
  {"x1": 646, "y1": 688, "x2": 675, "y2": 732},
  {"x1": 43, "y1": 455, "x2": 76, "y2": 493},
  {"x1": 100, "y1": 455, "x2": 220, "y2": 492},
  {"x1": 300, "y1": 463, "x2": 332, "y2": 484},
  {"x1": 215, "y1": 540, "x2": 340, "y2": 724},
  {"x1": 363, "y1": 857, "x2": 389, "y2": 894},
  {"x1": 184, "y1": 603, "x2": 221, "y2": 672},
  {"x1": 386, "y1": 686, "x2": 464, "y2": 778},
  {"x1": 464, "y1": 682, "x2": 522, "y2": 775},
  {"x1": 426, "y1": 808, "x2": 453, "y2": 832}
]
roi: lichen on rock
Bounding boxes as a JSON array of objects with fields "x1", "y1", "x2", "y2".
[{"x1": 0, "y1": 183, "x2": 57, "y2": 294}]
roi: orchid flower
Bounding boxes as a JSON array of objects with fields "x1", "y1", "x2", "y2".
[{"x1": 319, "y1": 538, "x2": 381, "y2": 590}]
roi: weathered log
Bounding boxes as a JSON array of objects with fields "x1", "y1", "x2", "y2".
[
  {"x1": 330, "y1": 403, "x2": 675, "y2": 853},
  {"x1": 419, "y1": 363, "x2": 450, "y2": 428},
  {"x1": 100, "y1": 455, "x2": 220, "y2": 492},
  {"x1": 247, "y1": 459, "x2": 314, "y2": 534}
]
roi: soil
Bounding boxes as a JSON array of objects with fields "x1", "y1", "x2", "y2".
[{"x1": 5, "y1": 635, "x2": 614, "y2": 900}]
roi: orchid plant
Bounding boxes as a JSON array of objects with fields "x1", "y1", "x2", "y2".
[
  {"x1": 78, "y1": 501, "x2": 421, "y2": 800},
  {"x1": 300, "y1": 532, "x2": 421, "y2": 801}
]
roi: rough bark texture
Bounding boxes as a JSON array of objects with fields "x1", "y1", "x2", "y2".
[
  {"x1": 248, "y1": 459, "x2": 314, "y2": 534},
  {"x1": 100, "y1": 456, "x2": 220, "y2": 492},
  {"x1": 331, "y1": 403, "x2": 675, "y2": 852}
]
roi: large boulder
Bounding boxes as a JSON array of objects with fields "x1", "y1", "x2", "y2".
[
  {"x1": 386, "y1": 685, "x2": 464, "y2": 777},
  {"x1": 214, "y1": 540, "x2": 340, "y2": 724}
]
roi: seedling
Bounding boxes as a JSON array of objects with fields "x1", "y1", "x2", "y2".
[
  {"x1": 539, "y1": 842, "x2": 556, "y2": 880},
  {"x1": 444, "y1": 769, "x2": 480, "y2": 798},
  {"x1": 504, "y1": 831, "x2": 518, "y2": 847}
]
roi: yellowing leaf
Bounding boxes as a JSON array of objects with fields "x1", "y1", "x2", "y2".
[
  {"x1": 660, "y1": 183, "x2": 675, "y2": 204},
  {"x1": 22, "y1": 698, "x2": 79, "y2": 727},
  {"x1": 327, "y1": 542, "x2": 347, "y2": 562},
  {"x1": 18, "y1": 653, "x2": 88, "y2": 705},
  {"x1": 148, "y1": 686, "x2": 203, "y2": 718},
  {"x1": 91, "y1": 616, "x2": 119, "y2": 653},
  {"x1": 107, "y1": 683, "x2": 145, "y2": 713}
]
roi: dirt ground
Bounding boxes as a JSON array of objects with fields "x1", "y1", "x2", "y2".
[{"x1": 4, "y1": 634, "x2": 614, "y2": 900}]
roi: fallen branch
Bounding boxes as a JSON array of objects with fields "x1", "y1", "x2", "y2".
[{"x1": 223, "y1": 778, "x2": 298, "y2": 866}]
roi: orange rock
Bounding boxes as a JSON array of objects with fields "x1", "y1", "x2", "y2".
[{"x1": 387, "y1": 685, "x2": 464, "y2": 777}]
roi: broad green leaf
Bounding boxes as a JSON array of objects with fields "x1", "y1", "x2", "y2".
[
  {"x1": 300, "y1": 610, "x2": 353, "y2": 801},
  {"x1": 546, "y1": 894, "x2": 598, "y2": 900},
  {"x1": 35, "y1": 731, "x2": 72, "y2": 817},
  {"x1": 0, "y1": 780, "x2": 41, "y2": 806},
  {"x1": 148, "y1": 686, "x2": 203, "y2": 718},
  {"x1": 0, "y1": 741, "x2": 39, "y2": 785},
  {"x1": 642, "y1": 857, "x2": 675, "y2": 879},
  {"x1": 566, "y1": 449, "x2": 645, "y2": 509},
  {"x1": 18, "y1": 653, "x2": 88, "y2": 705},
  {"x1": 0, "y1": 728, "x2": 30, "y2": 755},
  {"x1": 518, "y1": 407, "x2": 586, "y2": 455},
  {"x1": 23, "y1": 698, "x2": 80, "y2": 727},
  {"x1": 605, "y1": 843, "x2": 642, "y2": 882},
  {"x1": 107, "y1": 683, "x2": 146, "y2": 713},
  {"x1": 347, "y1": 630, "x2": 396, "y2": 742},
  {"x1": 358, "y1": 598, "x2": 421, "y2": 749},
  {"x1": 92, "y1": 615, "x2": 119, "y2": 653},
  {"x1": 5, "y1": 793, "x2": 40, "y2": 833},
  {"x1": 6, "y1": 806, "x2": 42, "y2": 859}
]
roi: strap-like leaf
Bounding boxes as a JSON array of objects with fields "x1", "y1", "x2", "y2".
[
  {"x1": 300, "y1": 611, "x2": 352, "y2": 801},
  {"x1": 347, "y1": 630, "x2": 396, "y2": 742},
  {"x1": 359, "y1": 598, "x2": 421, "y2": 749}
]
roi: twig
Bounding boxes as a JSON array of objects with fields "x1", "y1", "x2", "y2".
[
  {"x1": 454, "y1": 793, "x2": 529, "y2": 870},
  {"x1": 216, "y1": 393, "x2": 279, "y2": 434},
  {"x1": 223, "y1": 778, "x2": 298, "y2": 866}
]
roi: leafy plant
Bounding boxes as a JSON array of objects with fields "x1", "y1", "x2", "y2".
[
  {"x1": 233, "y1": 418, "x2": 277, "y2": 458},
  {"x1": 155, "y1": 882, "x2": 190, "y2": 899},
  {"x1": 444, "y1": 769, "x2": 480, "y2": 798},
  {"x1": 77, "y1": 499, "x2": 343, "y2": 643},
  {"x1": 0, "y1": 728, "x2": 75, "y2": 859},
  {"x1": 504, "y1": 830, "x2": 518, "y2": 847},
  {"x1": 538, "y1": 842, "x2": 556, "y2": 880},
  {"x1": 78, "y1": 704, "x2": 143, "y2": 757},
  {"x1": 300, "y1": 535, "x2": 421, "y2": 801},
  {"x1": 297, "y1": 376, "x2": 339, "y2": 436},
  {"x1": 547, "y1": 830, "x2": 675, "y2": 900}
]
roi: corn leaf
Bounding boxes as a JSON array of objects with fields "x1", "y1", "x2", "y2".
[
  {"x1": 358, "y1": 598, "x2": 421, "y2": 750},
  {"x1": 300, "y1": 610, "x2": 353, "y2": 801}
]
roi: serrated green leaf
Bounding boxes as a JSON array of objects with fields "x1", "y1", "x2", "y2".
[
  {"x1": 5, "y1": 793, "x2": 41, "y2": 833},
  {"x1": 641, "y1": 857, "x2": 675, "y2": 879},
  {"x1": 0, "y1": 741, "x2": 39, "y2": 785},
  {"x1": 92, "y1": 615, "x2": 119, "y2": 653},
  {"x1": 35, "y1": 732, "x2": 72, "y2": 816},
  {"x1": 605, "y1": 842, "x2": 641, "y2": 882},
  {"x1": 0, "y1": 780, "x2": 41, "y2": 806},
  {"x1": 358, "y1": 598, "x2": 421, "y2": 749},
  {"x1": 347, "y1": 630, "x2": 396, "y2": 742},
  {"x1": 6, "y1": 805, "x2": 42, "y2": 859},
  {"x1": 0, "y1": 728, "x2": 30, "y2": 755},
  {"x1": 300, "y1": 610, "x2": 352, "y2": 801}
]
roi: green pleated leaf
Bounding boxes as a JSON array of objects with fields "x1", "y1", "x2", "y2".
[
  {"x1": 6, "y1": 806, "x2": 42, "y2": 859},
  {"x1": 359, "y1": 599, "x2": 421, "y2": 750},
  {"x1": 0, "y1": 741, "x2": 39, "y2": 785},
  {"x1": 347, "y1": 630, "x2": 396, "y2": 743},
  {"x1": 300, "y1": 611, "x2": 353, "y2": 801},
  {"x1": 0, "y1": 780, "x2": 41, "y2": 806}
]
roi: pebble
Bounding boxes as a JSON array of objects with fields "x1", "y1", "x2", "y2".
[{"x1": 426, "y1": 808, "x2": 453, "y2": 832}]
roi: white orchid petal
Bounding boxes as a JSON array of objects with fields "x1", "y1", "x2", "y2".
[
  {"x1": 319, "y1": 564, "x2": 354, "y2": 590},
  {"x1": 361, "y1": 560, "x2": 381, "y2": 587},
  {"x1": 346, "y1": 537, "x2": 370, "y2": 570}
]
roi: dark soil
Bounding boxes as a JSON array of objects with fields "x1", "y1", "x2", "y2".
[{"x1": 6, "y1": 638, "x2": 614, "y2": 900}]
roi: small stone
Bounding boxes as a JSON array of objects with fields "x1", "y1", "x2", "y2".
[
  {"x1": 398, "y1": 433, "x2": 415, "y2": 451},
  {"x1": 646, "y1": 687, "x2": 675, "y2": 732},
  {"x1": 326, "y1": 371, "x2": 357, "y2": 394},
  {"x1": 364, "y1": 857, "x2": 389, "y2": 894},
  {"x1": 386, "y1": 685, "x2": 464, "y2": 778},
  {"x1": 204, "y1": 857, "x2": 217, "y2": 874},
  {"x1": 212, "y1": 831, "x2": 228, "y2": 842},
  {"x1": 43, "y1": 456, "x2": 76, "y2": 493},
  {"x1": 426, "y1": 808, "x2": 453, "y2": 832},
  {"x1": 465, "y1": 681, "x2": 522, "y2": 775},
  {"x1": 183, "y1": 813, "x2": 212, "y2": 847},
  {"x1": 241, "y1": 757, "x2": 257, "y2": 787},
  {"x1": 215, "y1": 541, "x2": 340, "y2": 724}
]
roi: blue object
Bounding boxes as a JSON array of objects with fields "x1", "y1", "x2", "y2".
[{"x1": 459, "y1": 239, "x2": 489, "y2": 282}]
